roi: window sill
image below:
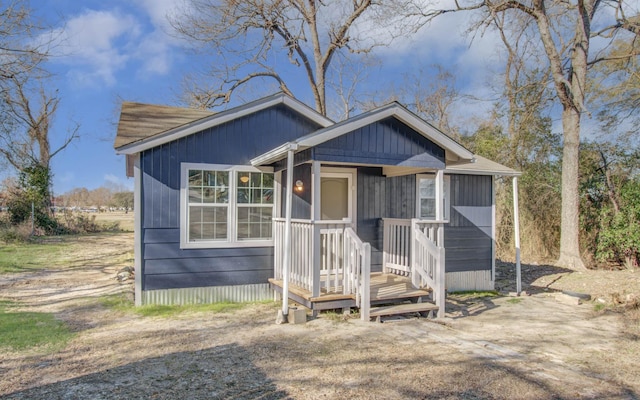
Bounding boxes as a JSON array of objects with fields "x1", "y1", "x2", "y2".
[{"x1": 180, "y1": 240, "x2": 274, "y2": 250}]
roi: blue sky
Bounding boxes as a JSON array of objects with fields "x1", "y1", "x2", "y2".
[{"x1": 29, "y1": 0, "x2": 503, "y2": 195}]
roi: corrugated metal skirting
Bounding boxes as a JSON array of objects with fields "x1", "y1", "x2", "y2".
[
  {"x1": 446, "y1": 270, "x2": 493, "y2": 292},
  {"x1": 141, "y1": 284, "x2": 273, "y2": 305}
]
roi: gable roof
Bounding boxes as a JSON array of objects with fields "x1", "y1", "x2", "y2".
[
  {"x1": 251, "y1": 102, "x2": 475, "y2": 167},
  {"x1": 114, "y1": 93, "x2": 333, "y2": 155},
  {"x1": 115, "y1": 102, "x2": 214, "y2": 149}
]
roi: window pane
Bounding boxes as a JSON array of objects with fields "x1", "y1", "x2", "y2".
[
  {"x1": 237, "y1": 207, "x2": 249, "y2": 223},
  {"x1": 189, "y1": 170, "x2": 202, "y2": 187},
  {"x1": 202, "y1": 188, "x2": 216, "y2": 203},
  {"x1": 189, "y1": 188, "x2": 203, "y2": 203},
  {"x1": 262, "y1": 189, "x2": 273, "y2": 204},
  {"x1": 238, "y1": 172, "x2": 250, "y2": 187},
  {"x1": 419, "y1": 178, "x2": 435, "y2": 198},
  {"x1": 188, "y1": 205, "x2": 227, "y2": 242},
  {"x1": 215, "y1": 207, "x2": 227, "y2": 223},
  {"x1": 202, "y1": 207, "x2": 216, "y2": 221},
  {"x1": 217, "y1": 171, "x2": 229, "y2": 186},
  {"x1": 237, "y1": 188, "x2": 250, "y2": 204},
  {"x1": 250, "y1": 172, "x2": 262, "y2": 187},
  {"x1": 201, "y1": 223, "x2": 215, "y2": 240},
  {"x1": 203, "y1": 171, "x2": 216, "y2": 186},
  {"x1": 238, "y1": 206, "x2": 272, "y2": 240},
  {"x1": 420, "y1": 199, "x2": 435, "y2": 218},
  {"x1": 263, "y1": 173, "x2": 274, "y2": 188},
  {"x1": 216, "y1": 188, "x2": 229, "y2": 203}
]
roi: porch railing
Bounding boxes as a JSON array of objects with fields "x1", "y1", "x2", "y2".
[
  {"x1": 383, "y1": 218, "x2": 446, "y2": 318},
  {"x1": 411, "y1": 219, "x2": 445, "y2": 318},
  {"x1": 382, "y1": 218, "x2": 412, "y2": 275},
  {"x1": 273, "y1": 219, "x2": 371, "y2": 319},
  {"x1": 343, "y1": 227, "x2": 371, "y2": 321}
]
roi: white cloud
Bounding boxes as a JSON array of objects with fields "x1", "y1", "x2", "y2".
[
  {"x1": 137, "y1": 0, "x2": 182, "y2": 31},
  {"x1": 44, "y1": 5, "x2": 184, "y2": 88},
  {"x1": 48, "y1": 10, "x2": 140, "y2": 86}
]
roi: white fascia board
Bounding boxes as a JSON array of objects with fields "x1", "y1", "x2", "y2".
[
  {"x1": 444, "y1": 168, "x2": 522, "y2": 177},
  {"x1": 116, "y1": 94, "x2": 332, "y2": 155},
  {"x1": 250, "y1": 142, "x2": 299, "y2": 166},
  {"x1": 297, "y1": 105, "x2": 474, "y2": 161}
]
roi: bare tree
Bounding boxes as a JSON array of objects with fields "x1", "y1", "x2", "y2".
[
  {"x1": 0, "y1": 75, "x2": 78, "y2": 173},
  {"x1": 414, "y1": 0, "x2": 640, "y2": 270},
  {"x1": 0, "y1": 0, "x2": 48, "y2": 82},
  {"x1": 170, "y1": 0, "x2": 419, "y2": 116}
]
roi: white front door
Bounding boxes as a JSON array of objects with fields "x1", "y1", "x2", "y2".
[{"x1": 320, "y1": 169, "x2": 356, "y2": 225}]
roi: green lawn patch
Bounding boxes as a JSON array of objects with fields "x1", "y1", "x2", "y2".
[
  {"x1": 134, "y1": 302, "x2": 247, "y2": 317},
  {"x1": 448, "y1": 290, "x2": 500, "y2": 301},
  {"x1": 0, "y1": 239, "x2": 74, "y2": 273},
  {"x1": 0, "y1": 301, "x2": 74, "y2": 352}
]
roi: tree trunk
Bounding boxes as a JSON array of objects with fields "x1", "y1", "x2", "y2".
[{"x1": 557, "y1": 106, "x2": 586, "y2": 270}]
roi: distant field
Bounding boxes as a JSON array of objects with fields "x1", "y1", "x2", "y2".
[{"x1": 92, "y1": 212, "x2": 134, "y2": 232}]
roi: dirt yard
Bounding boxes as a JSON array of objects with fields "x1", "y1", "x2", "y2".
[{"x1": 1, "y1": 233, "x2": 639, "y2": 399}]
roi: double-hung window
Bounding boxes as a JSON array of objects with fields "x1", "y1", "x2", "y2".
[
  {"x1": 416, "y1": 173, "x2": 450, "y2": 220},
  {"x1": 181, "y1": 163, "x2": 274, "y2": 248}
]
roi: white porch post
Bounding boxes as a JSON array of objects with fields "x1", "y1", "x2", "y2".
[
  {"x1": 513, "y1": 176, "x2": 522, "y2": 294},
  {"x1": 311, "y1": 161, "x2": 321, "y2": 299},
  {"x1": 280, "y1": 148, "x2": 295, "y2": 321},
  {"x1": 435, "y1": 169, "x2": 444, "y2": 221},
  {"x1": 133, "y1": 154, "x2": 142, "y2": 306}
]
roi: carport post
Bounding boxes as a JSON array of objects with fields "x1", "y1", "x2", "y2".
[
  {"x1": 280, "y1": 148, "x2": 295, "y2": 322},
  {"x1": 513, "y1": 176, "x2": 522, "y2": 294}
]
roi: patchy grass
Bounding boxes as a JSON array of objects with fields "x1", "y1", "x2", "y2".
[
  {"x1": 99, "y1": 293, "x2": 134, "y2": 311},
  {"x1": 506, "y1": 298, "x2": 523, "y2": 304},
  {"x1": 135, "y1": 302, "x2": 248, "y2": 317},
  {"x1": 448, "y1": 291, "x2": 500, "y2": 301},
  {"x1": 0, "y1": 240, "x2": 74, "y2": 273},
  {"x1": 0, "y1": 233, "x2": 134, "y2": 274},
  {"x1": 0, "y1": 300, "x2": 73, "y2": 352},
  {"x1": 593, "y1": 302, "x2": 607, "y2": 312}
]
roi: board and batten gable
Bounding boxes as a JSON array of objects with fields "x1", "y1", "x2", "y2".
[
  {"x1": 139, "y1": 104, "x2": 323, "y2": 296},
  {"x1": 311, "y1": 117, "x2": 446, "y2": 168}
]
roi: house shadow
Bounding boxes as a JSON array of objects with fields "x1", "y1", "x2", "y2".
[
  {"x1": 494, "y1": 259, "x2": 575, "y2": 295},
  {"x1": 444, "y1": 260, "x2": 575, "y2": 319},
  {"x1": 3, "y1": 343, "x2": 289, "y2": 400}
]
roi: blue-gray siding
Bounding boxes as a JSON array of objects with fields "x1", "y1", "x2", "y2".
[
  {"x1": 313, "y1": 117, "x2": 445, "y2": 168},
  {"x1": 355, "y1": 168, "x2": 492, "y2": 274},
  {"x1": 140, "y1": 105, "x2": 322, "y2": 290},
  {"x1": 280, "y1": 164, "x2": 312, "y2": 219},
  {"x1": 445, "y1": 175, "x2": 493, "y2": 272}
]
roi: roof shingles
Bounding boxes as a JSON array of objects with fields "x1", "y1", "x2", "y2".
[{"x1": 114, "y1": 102, "x2": 214, "y2": 149}]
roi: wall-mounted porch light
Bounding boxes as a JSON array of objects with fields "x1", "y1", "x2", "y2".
[{"x1": 295, "y1": 180, "x2": 304, "y2": 192}]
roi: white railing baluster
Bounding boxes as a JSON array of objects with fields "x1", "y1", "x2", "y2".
[{"x1": 273, "y1": 218, "x2": 371, "y2": 319}]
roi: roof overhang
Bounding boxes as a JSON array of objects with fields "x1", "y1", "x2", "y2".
[
  {"x1": 250, "y1": 142, "x2": 299, "y2": 166},
  {"x1": 445, "y1": 155, "x2": 521, "y2": 176},
  {"x1": 115, "y1": 93, "x2": 333, "y2": 155},
  {"x1": 296, "y1": 104, "x2": 474, "y2": 161},
  {"x1": 252, "y1": 103, "x2": 475, "y2": 167}
]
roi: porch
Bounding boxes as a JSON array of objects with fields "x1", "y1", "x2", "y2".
[{"x1": 271, "y1": 217, "x2": 446, "y2": 321}]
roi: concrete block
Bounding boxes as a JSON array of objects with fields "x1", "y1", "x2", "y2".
[
  {"x1": 288, "y1": 307, "x2": 307, "y2": 324},
  {"x1": 556, "y1": 293, "x2": 581, "y2": 306}
]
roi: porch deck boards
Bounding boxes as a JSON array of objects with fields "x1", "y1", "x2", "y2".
[{"x1": 269, "y1": 272, "x2": 432, "y2": 311}]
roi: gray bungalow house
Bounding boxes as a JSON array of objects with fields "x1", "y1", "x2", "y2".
[{"x1": 115, "y1": 93, "x2": 520, "y2": 320}]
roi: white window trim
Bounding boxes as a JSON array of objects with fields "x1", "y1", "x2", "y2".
[
  {"x1": 180, "y1": 163, "x2": 274, "y2": 249},
  {"x1": 416, "y1": 173, "x2": 450, "y2": 221}
]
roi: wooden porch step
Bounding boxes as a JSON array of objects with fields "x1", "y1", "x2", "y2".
[{"x1": 369, "y1": 302, "x2": 439, "y2": 322}]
